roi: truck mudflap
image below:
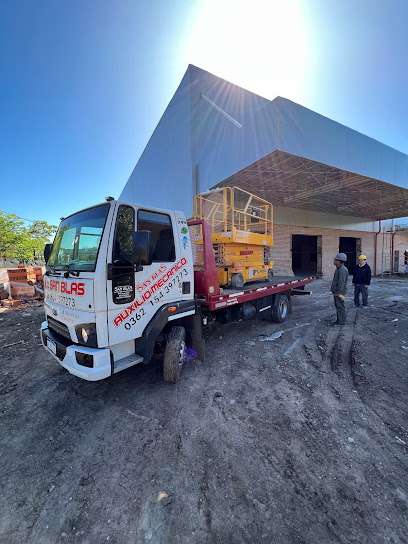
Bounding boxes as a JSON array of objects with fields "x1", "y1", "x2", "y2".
[{"x1": 41, "y1": 322, "x2": 112, "y2": 381}]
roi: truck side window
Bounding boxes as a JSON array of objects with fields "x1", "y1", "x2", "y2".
[
  {"x1": 112, "y1": 205, "x2": 135, "y2": 304},
  {"x1": 138, "y1": 210, "x2": 175, "y2": 262}
]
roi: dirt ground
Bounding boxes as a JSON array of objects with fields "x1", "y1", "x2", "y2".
[{"x1": 0, "y1": 277, "x2": 407, "y2": 544}]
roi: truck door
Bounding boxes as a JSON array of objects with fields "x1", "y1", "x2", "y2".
[{"x1": 107, "y1": 205, "x2": 187, "y2": 346}]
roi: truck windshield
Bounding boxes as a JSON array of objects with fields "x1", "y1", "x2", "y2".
[{"x1": 48, "y1": 204, "x2": 110, "y2": 272}]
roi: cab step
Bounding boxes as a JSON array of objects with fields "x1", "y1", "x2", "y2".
[{"x1": 113, "y1": 354, "x2": 144, "y2": 374}]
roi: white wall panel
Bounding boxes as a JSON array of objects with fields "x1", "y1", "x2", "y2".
[
  {"x1": 396, "y1": 152, "x2": 408, "y2": 181},
  {"x1": 278, "y1": 97, "x2": 408, "y2": 190},
  {"x1": 120, "y1": 70, "x2": 193, "y2": 215},
  {"x1": 324, "y1": 118, "x2": 348, "y2": 171},
  {"x1": 278, "y1": 99, "x2": 302, "y2": 156},
  {"x1": 188, "y1": 65, "x2": 278, "y2": 194},
  {"x1": 274, "y1": 208, "x2": 406, "y2": 233},
  {"x1": 346, "y1": 129, "x2": 366, "y2": 175},
  {"x1": 381, "y1": 145, "x2": 397, "y2": 183},
  {"x1": 274, "y1": 206, "x2": 377, "y2": 232},
  {"x1": 365, "y1": 138, "x2": 383, "y2": 179}
]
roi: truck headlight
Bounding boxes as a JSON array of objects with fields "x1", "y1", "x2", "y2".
[
  {"x1": 75, "y1": 323, "x2": 97, "y2": 348},
  {"x1": 81, "y1": 328, "x2": 89, "y2": 343}
]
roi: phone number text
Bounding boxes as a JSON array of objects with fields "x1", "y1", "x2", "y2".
[
  {"x1": 124, "y1": 308, "x2": 146, "y2": 330},
  {"x1": 149, "y1": 269, "x2": 188, "y2": 306},
  {"x1": 46, "y1": 291, "x2": 76, "y2": 307}
]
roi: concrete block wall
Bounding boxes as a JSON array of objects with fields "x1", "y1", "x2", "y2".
[{"x1": 271, "y1": 225, "x2": 408, "y2": 278}]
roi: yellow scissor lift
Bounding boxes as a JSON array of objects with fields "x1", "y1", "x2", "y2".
[{"x1": 194, "y1": 187, "x2": 274, "y2": 289}]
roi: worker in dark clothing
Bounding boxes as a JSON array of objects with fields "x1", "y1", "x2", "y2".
[
  {"x1": 353, "y1": 255, "x2": 371, "y2": 309},
  {"x1": 331, "y1": 253, "x2": 349, "y2": 327}
]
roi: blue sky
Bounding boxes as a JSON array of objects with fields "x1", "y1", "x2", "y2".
[{"x1": 1, "y1": 0, "x2": 407, "y2": 228}]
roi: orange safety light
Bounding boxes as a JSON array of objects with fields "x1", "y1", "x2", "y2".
[{"x1": 168, "y1": 307, "x2": 177, "y2": 312}]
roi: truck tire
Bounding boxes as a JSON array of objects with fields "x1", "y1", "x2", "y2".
[
  {"x1": 163, "y1": 326, "x2": 186, "y2": 384},
  {"x1": 231, "y1": 273, "x2": 244, "y2": 289},
  {"x1": 272, "y1": 294, "x2": 289, "y2": 323},
  {"x1": 268, "y1": 269, "x2": 274, "y2": 282}
]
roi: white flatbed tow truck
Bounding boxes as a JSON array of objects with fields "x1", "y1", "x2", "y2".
[{"x1": 41, "y1": 198, "x2": 314, "y2": 383}]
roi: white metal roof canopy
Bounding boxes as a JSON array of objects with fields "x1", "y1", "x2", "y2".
[{"x1": 218, "y1": 150, "x2": 408, "y2": 219}]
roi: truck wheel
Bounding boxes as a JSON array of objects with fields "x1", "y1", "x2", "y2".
[
  {"x1": 163, "y1": 326, "x2": 186, "y2": 384},
  {"x1": 231, "y1": 273, "x2": 244, "y2": 289},
  {"x1": 268, "y1": 269, "x2": 274, "y2": 282},
  {"x1": 272, "y1": 294, "x2": 289, "y2": 323}
]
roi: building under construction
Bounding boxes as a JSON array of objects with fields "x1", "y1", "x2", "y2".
[{"x1": 121, "y1": 65, "x2": 408, "y2": 278}]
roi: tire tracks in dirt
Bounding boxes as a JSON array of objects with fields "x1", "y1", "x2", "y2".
[{"x1": 2, "y1": 283, "x2": 408, "y2": 543}]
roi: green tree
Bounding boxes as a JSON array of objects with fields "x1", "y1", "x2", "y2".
[
  {"x1": 27, "y1": 220, "x2": 57, "y2": 259},
  {"x1": 0, "y1": 212, "x2": 26, "y2": 256},
  {"x1": 0, "y1": 211, "x2": 57, "y2": 261}
]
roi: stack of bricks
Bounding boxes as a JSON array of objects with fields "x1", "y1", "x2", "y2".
[
  {"x1": 1, "y1": 298, "x2": 23, "y2": 308},
  {"x1": 7, "y1": 267, "x2": 29, "y2": 283},
  {"x1": 0, "y1": 266, "x2": 45, "y2": 308},
  {"x1": 33, "y1": 267, "x2": 44, "y2": 284},
  {"x1": 19, "y1": 265, "x2": 36, "y2": 284},
  {"x1": 10, "y1": 266, "x2": 44, "y2": 285},
  {"x1": 0, "y1": 269, "x2": 9, "y2": 300}
]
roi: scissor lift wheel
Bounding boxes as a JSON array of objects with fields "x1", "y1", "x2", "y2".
[{"x1": 231, "y1": 273, "x2": 245, "y2": 289}]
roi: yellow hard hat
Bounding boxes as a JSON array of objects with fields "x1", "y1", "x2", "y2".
[{"x1": 359, "y1": 255, "x2": 367, "y2": 260}]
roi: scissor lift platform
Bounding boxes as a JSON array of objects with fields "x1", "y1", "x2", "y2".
[{"x1": 193, "y1": 187, "x2": 274, "y2": 288}]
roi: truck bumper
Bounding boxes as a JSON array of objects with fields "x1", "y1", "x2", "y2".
[{"x1": 41, "y1": 321, "x2": 112, "y2": 381}]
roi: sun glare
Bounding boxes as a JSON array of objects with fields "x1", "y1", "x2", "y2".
[{"x1": 187, "y1": 0, "x2": 308, "y2": 101}]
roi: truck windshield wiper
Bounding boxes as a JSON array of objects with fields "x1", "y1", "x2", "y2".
[
  {"x1": 45, "y1": 266, "x2": 58, "y2": 276},
  {"x1": 45, "y1": 263, "x2": 81, "y2": 277},
  {"x1": 62, "y1": 264, "x2": 80, "y2": 278}
]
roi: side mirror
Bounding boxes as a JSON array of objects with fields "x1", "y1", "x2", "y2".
[
  {"x1": 133, "y1": 231, "x2": 153, "y2": 268},
  {"x1": 44, "y1": 243, "x2": 53, "y2": 264}
]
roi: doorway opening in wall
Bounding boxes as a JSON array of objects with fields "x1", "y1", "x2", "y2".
[
  {"x1": 339, "y1": 237, "x2": 360, "y2": 275},
  {"x1": 291, "y1": 235, "x2": 322, "y2": 277}
]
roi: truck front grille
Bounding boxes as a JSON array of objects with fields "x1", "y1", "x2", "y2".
[{"x1": 47, "y1": 317, "x2": 71, "y2": 340}]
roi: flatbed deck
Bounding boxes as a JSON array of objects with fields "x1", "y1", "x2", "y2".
[
  {"x1": 221, "y1": 276, "x2": 311, "y2": 294},
  {"x1": 203, "y1": 275, "x2": 315, "y2": 311}
]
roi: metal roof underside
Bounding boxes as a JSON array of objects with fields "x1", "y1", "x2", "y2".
[{"x1": 217, "y1": 150, "x2": 408, "y2": 219}]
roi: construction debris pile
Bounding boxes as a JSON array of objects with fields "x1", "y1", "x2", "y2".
[{"x1": 0, "y1": 266, "x2": 45, "y2": 308}]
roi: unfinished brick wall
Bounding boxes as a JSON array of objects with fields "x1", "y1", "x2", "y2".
[
  {"x1": 391, "y1": 234, "x2": 408, "y2": 272},
  {"x1": 374, "y1": 232, "x2": 408, "y2": 275},
  {"x1": 271, "y1": 224, "x2": 408, "y2": 278}
]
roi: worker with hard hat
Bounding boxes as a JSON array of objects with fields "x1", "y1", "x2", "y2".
[
  {"x1": 352, "y1": 255, "x2": 371, "y2": 309},
  {"x1": 331, "y1": 253, "x2": 349, "y2": 327}
]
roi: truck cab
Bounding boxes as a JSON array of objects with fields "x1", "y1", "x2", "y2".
[{"x1": 41, "y1": 199, "x2": 199, "y2": 382}]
